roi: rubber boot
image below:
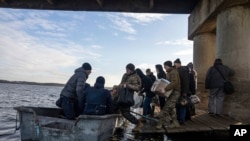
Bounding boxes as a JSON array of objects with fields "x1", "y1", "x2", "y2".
[
  {"x1": 168, "y1": 120, "x2": 180, "y2": 128},
  {"x1": 132, "y1": 121, "x2": 143, "y2": 132}
]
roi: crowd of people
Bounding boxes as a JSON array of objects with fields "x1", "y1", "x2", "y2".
[{"x1": 56, "y1": 58, "x2": 233, "y2": 132}]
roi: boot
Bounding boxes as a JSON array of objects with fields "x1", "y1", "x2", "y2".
[
  {"x1": 155, "y1": 120, "x2": 163, "y2": 130},
  {"x1": 132, "y1": 121, "x2": 143, "y2": 132},
  {"x1": 168, "y1": 120, "x2": 180, "y2": 128},
  {"x1": 139, "y1": 117, "x2": 146, "y2": 123}
]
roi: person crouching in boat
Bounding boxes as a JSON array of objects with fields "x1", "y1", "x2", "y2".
[
  {"x1": 81, "y1": 76, "x2": 113, "y2": 115},
  {"x1": 58, "y1": 62, "x2": 92, "y2": 120}
]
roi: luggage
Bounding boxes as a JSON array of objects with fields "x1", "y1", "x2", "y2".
[{"x1": 151, "y1": 79, "x2": 173, "y2": 97}]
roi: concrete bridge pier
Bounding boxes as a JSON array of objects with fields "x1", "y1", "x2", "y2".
[
  {"x1": 216, "y1": 5, "x2": 250, "y2": 121},
  {"x1": 189, "y1": 0, "x2": 250, "y2": 123},
  {"x1": 193, "y1": 33, "x2": 216, "y2": 110}
]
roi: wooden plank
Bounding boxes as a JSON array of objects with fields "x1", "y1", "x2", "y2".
[
  {"x1": 209, "y1": 115, "x2": 242, "y2": 128},
  {"x1": 138, "y1": 110, "x2": 242, "y2": 134},
  {"x1": 193, "y1": 114, "x2": 227, "y2": 130},
  {"x1": 184, "y1": 119, "x2": 212, "y2": 132}
]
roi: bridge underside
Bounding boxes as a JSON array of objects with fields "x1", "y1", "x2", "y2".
[{"x1": 0, "y1": 0, "x2": 199, "y2": 14}]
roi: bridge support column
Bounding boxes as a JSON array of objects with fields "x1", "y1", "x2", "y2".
[
  {"x1": 193, "y1": 33, "x2": 216, "y2": 110},
  {"x1": 216, "y1": 5, "x2": 250, "y2": 122}
]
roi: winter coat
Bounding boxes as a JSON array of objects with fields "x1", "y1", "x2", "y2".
[
  {"x1": 205, "y1": 64, "x2": 234, "y2": 89},
  {"x1": 60, "y1": 67, "x2": 88, "y2": 99},
  {"x1": 120, "y1": 71, "x2": 141, "y2": 92},
  {"x1": 188, "y1": 69, "x2": 196, "y2": 95},
  {"x1": 136, "y1": 69, "x2": 155, "y2": 98},
  {"x1": 82, "y1": 83, "x2": 113, "y2": 115},
  {"x1": 164, "y1": 67, "x2": 181, "y2": 92},
  {"x1": 148, "y1": 73, "x2": 156, "y2": 82},
  {"x1": 176, "y1": 66, "x2": 190, "y2": 94}
]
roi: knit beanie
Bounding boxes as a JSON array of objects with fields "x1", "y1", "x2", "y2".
[
  {"x1": 126, "y1": 63, "x2": 135, "y2": 71},
  {"x1": 82, "y1": 63, "x2": 92, "y2": 70},
  {"x1": 164, "y1": 61, "x2": 172, "y2": 67},
  {"x1": 174, "y1": 58, "x2": 181, "y2": 64}
]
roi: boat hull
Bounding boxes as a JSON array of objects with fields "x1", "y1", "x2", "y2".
[{"x1": 14, "y1": 106, "x2": 120, "y2": 141}]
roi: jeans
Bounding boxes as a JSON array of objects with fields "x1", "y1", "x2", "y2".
[
  {"x1": 143, "y1": 97, "x2": 153, "y2": 116},
  {"x1": 177, "y1": 106, "x2": 187, "y2": 122}
]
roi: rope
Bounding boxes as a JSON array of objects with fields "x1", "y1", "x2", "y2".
[{"x1": 130, "y1": 111, "x2": 159, "y2": 122}]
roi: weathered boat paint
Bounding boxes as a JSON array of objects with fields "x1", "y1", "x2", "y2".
[{"x1": 14, "y1": 106, "x2": 121, "y2": 141}]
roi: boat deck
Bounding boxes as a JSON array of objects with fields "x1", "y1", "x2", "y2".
[{"x1": 137, "y1": 110, "x2": 242, "y2": 134}]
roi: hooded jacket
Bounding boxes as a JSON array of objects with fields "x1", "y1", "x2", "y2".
[
  {"x1": 82, "y1": 80, "x2": 113, "y2": 115},
  {"x1": 136, "y1": 69, "x2": 155, "y2": 98},
  {"x1": 60, "y1": 67, "x2": 88, "y2": 99}
]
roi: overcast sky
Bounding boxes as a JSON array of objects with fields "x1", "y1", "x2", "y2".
[{"x1": 0, "y1": 8, "x2": 193, "y2": 87}]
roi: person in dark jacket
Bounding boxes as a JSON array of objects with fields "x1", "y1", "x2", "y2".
[
  {"x1": 174, "y1": 58, "x2": 190, "y2": 125},
  {"x1": 187, "y1": 62, "x2": 197, "y2": 116},
  {"x1": 135, "y1": 68, "x2": 155, "y2": 121},
  {"x1": 82, "y1": 76, "x2": 113, "y2": 115},
  {"x1": 146, "y1": 68, "x2": 156, "y2": 82},
  {"x1": 59, "y1": 62, "x2": 92, "y2": 120},
  {"x1": 155, "y1": 64, "x2": 166, "y2": 110},
  {"x1": 205, "y1": 58, "x2": 234, "y2": 116}
]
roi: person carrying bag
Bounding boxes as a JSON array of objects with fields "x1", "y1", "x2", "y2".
[
  {"x1": 215, "y1": 66, "x2": 234, "y2": 95},
  {"x1": 205, "y1": 58, "x2": 234, "y2": 116}
]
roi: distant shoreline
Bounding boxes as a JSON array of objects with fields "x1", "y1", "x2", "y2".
[{"x1": 0, "y1": 80, "x2": 65, "y2": 87}]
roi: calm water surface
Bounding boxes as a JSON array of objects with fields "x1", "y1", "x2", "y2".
[{"x1": 0, "y1": 83, "x2": 227, "y2": 141}]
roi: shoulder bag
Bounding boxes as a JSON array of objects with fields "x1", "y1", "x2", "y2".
[{"x1": 215, "y1": 66, "x2": 234, "y2": 95}]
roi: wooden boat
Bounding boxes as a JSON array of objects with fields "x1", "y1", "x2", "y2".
[{"x1": 14, "y1": 106, "x2": 121, "y2": 141}]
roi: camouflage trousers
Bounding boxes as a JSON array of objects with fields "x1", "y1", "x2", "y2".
[{"x1": 157, "y1": 90, "x2": 180, "y2": 125}]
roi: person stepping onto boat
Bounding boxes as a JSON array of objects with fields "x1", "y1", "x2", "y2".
[
  {"x1": 81, "y1": 76, "x2": 113, "y2": 115},
  {"x1": 58, "y1": 62, "x2": 92, "y2": 120},
  {"x1": 156, "y1": 61, "x2": 181, "y2": 129},
  {"x1": 118, "y1": 63, "x2": 143, "y2": 132}
]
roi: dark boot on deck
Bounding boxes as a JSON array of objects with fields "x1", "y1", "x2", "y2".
[
  {"x1": 132, "y1": 121, "x2": 143, "y2": 132},
  {"x1": 139, "y1": 117, "x2": 146, "y2": 123},
  {"x1": 155, "y1": 120, "x2": 164, "y2": 130},
  {"x1": 168, "y1": 120, "x2": 180, "y2": 128}
]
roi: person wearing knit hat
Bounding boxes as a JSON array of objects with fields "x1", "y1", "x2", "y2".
[
  {"x1": 205, "y1": 58, "x2": 234, "y2": 117},
  {"x1": 82, "y1": 62, "x2": 92, "y2": 71},
  {"x1": 174, "y1": 58, "x2": 181, "y2": 64},
  {"x1": 119, "y1": 63, "x2": 142, "y2": 132},
  {"x1": 82, "y1": 76, "x2": 113, "y2": 115},
  {"x1": 156, "y1": 60, "x2": 181, "y2": 129},
  {"x1": 58, "y1": 62, "x2": 92, "y2": 120}
]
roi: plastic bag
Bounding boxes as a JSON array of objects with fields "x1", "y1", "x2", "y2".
[
  {"x1": 132, "y1": 92, "x2": 144, "y2": 109},
  {"x1": 189, "y1": 95, "x2": 200, "y2": 104}
]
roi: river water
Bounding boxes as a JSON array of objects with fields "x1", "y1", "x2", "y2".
[{"x1": 0, "y1": 83, "x2": 227, "y2": 141}]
